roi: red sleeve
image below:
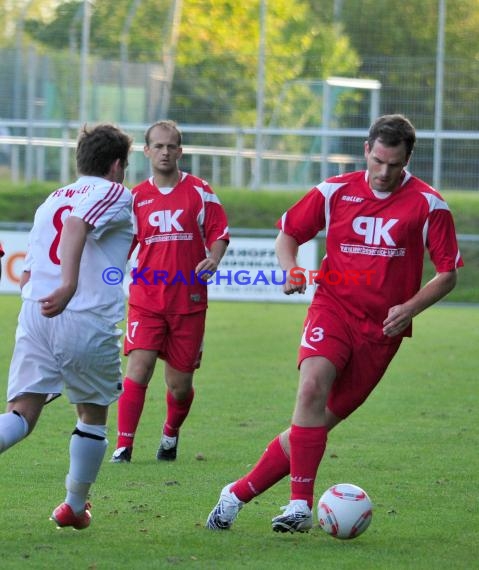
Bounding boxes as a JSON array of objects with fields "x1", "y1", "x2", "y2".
[
  {"x1": 427, "y1": 208, "x2": 463, "y2": 272},
  {"x1": 276, "y1": 186, "x2": 326, "y2": 245},
  {"x1": 0, "y1": 243, "x2": 4, "y2": 257},
  {"x1": 203, "y1": 187, "x2": 230, "y2": 250}
]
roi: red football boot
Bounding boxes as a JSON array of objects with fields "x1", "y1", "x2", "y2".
[{"x1": 50, "y1": 502, "x2": 92, "y2": 530}]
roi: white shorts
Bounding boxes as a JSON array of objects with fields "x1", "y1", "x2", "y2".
[{"x1": 8, "y1": 300, "x2": 123, "y2": 406}]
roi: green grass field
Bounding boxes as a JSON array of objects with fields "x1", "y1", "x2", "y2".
[{"x1": 0, "y1": 297, "x2": 478, "y2": 569}]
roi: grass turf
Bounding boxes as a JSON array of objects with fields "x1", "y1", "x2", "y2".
[{"x1": 0, "y1": 297, "x2": 477, "y2": 569}]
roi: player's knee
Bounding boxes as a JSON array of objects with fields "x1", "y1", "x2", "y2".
[{"x1": 127, "y1": 352, "x2": 157, "y2": 383}]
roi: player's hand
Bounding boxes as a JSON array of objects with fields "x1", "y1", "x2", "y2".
[
  {"x1": 382, "y1": 304, "x2": 414, "y2": 337},
  {"x1": 195, "y1": 257, "x2": 219, "y2": 282},
  {"x1": 39, "y1": 285, "x2": 76, "y2": 318},
  {"x1": 283, "y1": 268, "x2": 307, "y2": 295}
]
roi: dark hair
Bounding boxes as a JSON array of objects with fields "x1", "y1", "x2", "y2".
[
  {"x1": 367, "y1": 114, "x2": 416, "y2": 159},
  {"x1": 76, "y1": 124, "x2": 132, "y2": 176},
  {"x1": 144, "y1": 119, "x2": 182, "y2": 147}
]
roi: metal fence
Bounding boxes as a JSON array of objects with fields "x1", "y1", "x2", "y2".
[
  {"x1": 1, "y1": 119, "x2": 479, "y2": 191},
  {"x1": 1, "y1": 46, "x2": 479, "y2": 190}
]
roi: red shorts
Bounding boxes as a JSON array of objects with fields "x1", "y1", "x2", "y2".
[
  {"x1": 124, "y1": 305, "x2": 206, "y2": 373},
  {"x1": 298, "y1": 302, "x2": 402, "y2": 420}
]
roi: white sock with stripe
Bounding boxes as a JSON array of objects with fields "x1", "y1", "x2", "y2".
[
  {"x1": 0, "y1": 411, "x2": 29, "y2": 453},
  {"x1": 65, "y1": 420, "x2": 108, "y2": 514}
]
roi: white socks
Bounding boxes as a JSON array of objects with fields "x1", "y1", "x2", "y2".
[
  {"x1": 65, "y1": 420, "x2": 108, "y2": 514},
  {"x1": 0, "y1": 411, "x2": 29, "y2": 453}
]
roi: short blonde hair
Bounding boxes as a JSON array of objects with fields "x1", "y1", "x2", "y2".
[{"x1": 144, "y1": 120, "x2": 182, "y2": 147}]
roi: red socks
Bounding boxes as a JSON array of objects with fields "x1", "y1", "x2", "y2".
[
  {"x1": 231, "y1": 435, "x2": 290, "y2": 503},
  {"x1": 289, "y1": 424, "x2": 328, "y2": 509},
  {"x1": 230, "y1": 427, "x2": 327, "y2": 507},
  {"x1": 116, "y1": 377, "x2": 148, "y2": 448},
  {"x1": 162, "y1": 388, "x2": 195, "y2": 437},
  {"x1": 116, "y1": 379, "x2": 195, "y2": 447}
]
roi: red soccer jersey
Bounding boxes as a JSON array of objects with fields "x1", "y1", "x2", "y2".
[
  {"x1": 277, "y1": 170, "x2": 463, "y2": 342},
  {"x1": 129, "y1": 172, "x2": 229, "y2": 314}
]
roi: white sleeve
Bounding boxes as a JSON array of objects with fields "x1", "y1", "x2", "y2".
[{"x1": 72, "y1": 181, "x2": 132, "y2": 239}]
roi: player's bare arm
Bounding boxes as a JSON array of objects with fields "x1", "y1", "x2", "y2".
[
  {"x1": 383, "y1": 269, "x2": 457, "y2": 337},
  {"x1": 275, "y1": 231, "x2": 306, "y2": 295},
  {"x1": 40, "y1": 216, "x2": 91, "y2": 318},
  {"x1": 19, "y1": 270, "x2": 31, "y2": 289},
  {"x1": 195, "y1": 239, "x2": 228, "y2": 280}
]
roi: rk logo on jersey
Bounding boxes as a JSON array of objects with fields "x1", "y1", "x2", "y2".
[
  {"x1": 149, "y1": 209, "x2": 184, "y2": 232},
  {"x1": 352, "y1": 216, "x2": 398, "y2": 246}
]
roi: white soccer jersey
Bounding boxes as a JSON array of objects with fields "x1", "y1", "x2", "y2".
[{"x1": 22, "y1": 175, "x2": 133, "y2": 323}]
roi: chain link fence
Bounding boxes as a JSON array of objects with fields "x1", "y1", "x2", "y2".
[{"x1": 1, "y1": 46, "x2": 479, "y2": 190}]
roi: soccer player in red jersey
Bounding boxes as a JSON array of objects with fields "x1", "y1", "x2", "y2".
[
  {"x1": 111, "y1": 120, "x2": 229, "y2": 463},
  {"x1": 206, "y1": 114, "x2": 463, "y2": 533}
]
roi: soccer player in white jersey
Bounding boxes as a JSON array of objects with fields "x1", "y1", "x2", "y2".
[
  {"x1": 0, "y1": 242, "x2": 4, "y2": 280},
  {"x1": 0, "y1": 124, "x2": 133, "y2": 530},
  {"x1": 110, "y1": 120, "x2": 229, "y2": 464},
  {"x1": 206, "y1": 114, "x2": 463, "y2": 533}
]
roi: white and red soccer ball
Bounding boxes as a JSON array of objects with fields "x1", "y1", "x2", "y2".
[{"x1": 317, "y1": 483, "x2": 373, "y2": 539}]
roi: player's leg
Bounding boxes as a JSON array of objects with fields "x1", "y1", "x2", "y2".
[
  {"x1": 111, "y1": 349, "x2": 158, "y2": 463},
  {"x1": 156, "y1": 363, "x2": 194, "y2": 460},
  {"x1": 271, "y1": 355, "x2": 335, "y2": 533},
  {"x1": 216, "y1": 407, "x2": 342, "y2": 498},
  {"x1": 157, "y1": 312, "x2": 205, "y2": 461},
  {"x1": 270, "y1": 303, "x2": 352, "y2": 533},
  {"x1": 206, "y1": 408, "x2": 344, "y2": 530},
  {"x1": 207, "y1": 304, "x2": 348, "y2": 531},
  {"x1": 206, "y1": 430, "x2": 291, "y2": 530},
  {"x1": 52, "y1": 312, "x2": 120, "y2": 529},
  {"x1": 2, "y1": 300, "x2": 58, "y2": 453},
  {"x1": 0, "y1": 394, "x2": 46, "y2": 453},
  {"x1": 112, "y1": 306, "x2": 167, "y2": 463},
  {"x1": 270, "y1": 330, "x2": 401, "y2": 534},
  {"x1": 51, "y1": 402, "x2": 108, "y2": 530}
]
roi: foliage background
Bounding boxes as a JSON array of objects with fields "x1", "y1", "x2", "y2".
[
  {"x1": 0, "y1": 0, "x2": 478, "y2": 129},
  {"x1": 1, "y1": 1, "x2": 479, "y2": 188}
]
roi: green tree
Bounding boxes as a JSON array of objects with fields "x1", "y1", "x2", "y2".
[
  {"x1": 334, "y1": 0, "x2": 479, "y2": 129},
  {"x1": 0, "y1": 0, "x2": 62, "y2": 47},
  {"x1": 174, "y1": 0, "x2": 360, "y2": 125},
  {"x1": 15, "y1": 0, "x2": 360, "y2": 127},
  {"x1": 334, "y1": 0, "x2": 479, "y2": 60}
]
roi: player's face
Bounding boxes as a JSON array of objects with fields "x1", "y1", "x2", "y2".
[
  {"x1": 364, "y1": 139, "x2": 409, "y2": 193},
  {"x1": 144, "y1": 126, "x2": 182, "y2": 176}
]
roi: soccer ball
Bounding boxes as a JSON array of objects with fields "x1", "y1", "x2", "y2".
[{"x1": 317, "y1": 483, "x2": 373, "y2": 539}]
